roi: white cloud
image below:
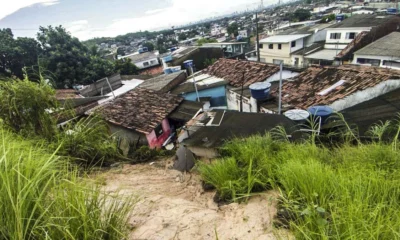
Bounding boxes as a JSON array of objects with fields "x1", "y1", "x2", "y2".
[
  {"x1": 0, "y1": 0, "x2": 59, "y2": 20},
  {"x1": 145, "y1": 8, "x2": 167, "y2": 15},
  {"x1": 78, "y1": 0, "x2": 255, "y2": 40}
]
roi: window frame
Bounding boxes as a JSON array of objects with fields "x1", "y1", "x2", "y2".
[
  {"x1": 291, "y1": 41, "x2": 296, "y2": 48},
  {"x1": 278, "y1": 43, "x2": 282, "y2": 50},
  {"x1": 268, "y1": 44, "x2": 274, "y2": 49},
  {"x1": 330, "y1": 33, "x2": 342, "y2": 40}
]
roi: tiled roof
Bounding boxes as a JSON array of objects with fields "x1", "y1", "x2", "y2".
[
  {"x1": 202, "y1": 59, "x2": 280, "y2": 87},
  {"x1": 55, "y1": 89, "x2": 81, "y2": 100},
  {"x1": 98, "y1": 88, "x2": 183, "y2": 134},
  {"x1": 271, "y1": 65, "x2": 400, "y2": 109}
]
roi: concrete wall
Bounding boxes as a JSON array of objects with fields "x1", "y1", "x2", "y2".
[
  {"x1": 134, "y1": 57, "x2": 160, "y2": 69},
  {"x1": 259, "y1": 38, "x2": 305, "y2": 65},
  {"x1": 108, "y1": 123, "x2": 148, "y2": 146},
  {"x1": 353, "y1": 54, "x2": 400, "y2": 69},
  {"x1": 325, "y1": 27, "x2": 371, "y2": 45},
  {"x1": 182, "y1": 85, "x2": 227, "y2": 107}
]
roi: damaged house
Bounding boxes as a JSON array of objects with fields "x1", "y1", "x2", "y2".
[{"x1": 96, "y1": 87, "x2": 202, "y2": 150}]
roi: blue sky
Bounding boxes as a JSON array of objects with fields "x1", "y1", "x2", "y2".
[{"x1": 0, "y1": 0, "x2": 272, "y2": 40}]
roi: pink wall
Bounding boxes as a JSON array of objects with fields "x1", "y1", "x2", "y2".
[{"x1": 146, "y1": 118, "x2": 171, "y2": 149}]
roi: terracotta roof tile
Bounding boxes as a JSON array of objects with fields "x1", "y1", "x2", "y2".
[
  {"x1": 98, "y1": 88, "x2": 183, "y2": 134},
  {"x1": 202, "y1": 59, "x2": 280, "y2": 87},
  {"x1": 271, "y1": 65, "x2": 400, "y2": 109}
]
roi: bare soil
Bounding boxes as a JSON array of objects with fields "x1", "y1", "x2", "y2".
[{"x1": 99, "y1": 159, "x2": 291, "y2": 240}]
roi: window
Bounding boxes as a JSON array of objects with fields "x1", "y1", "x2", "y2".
[
  {"x1": 278, "y1": 44, "x2": 282, "y2": 50},
  {"x1": 291, "y1": 41, "x2": 296, "y2": 48},
  {"x1": 268, "y1": 44, "x2": 274, "y2": 49},
  {"x1": 346, "y1": 32, "x2": 356, "y2": 39},
  {"x1": 357, "y1": 58, "x2": 381, "y2": 66},
  {"x1": 330, "y1": 33, "x2": 341, "y2": 40},
  {"x1": 259, "y1": 44, "x2": 263, "y2": 49},
  {"x1": 154, "y1": 124, "x2": 164, "y2": 138},
  {"x1": 143, "y1": 61, "x2": 149, "y2": 67},
  {"x1": 150, "y1": 60, "x2": 156, "y2": 64}
]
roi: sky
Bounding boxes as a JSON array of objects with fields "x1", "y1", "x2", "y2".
[{"x1": 0, "y1": 0, "x2": 270, "y2": 40}]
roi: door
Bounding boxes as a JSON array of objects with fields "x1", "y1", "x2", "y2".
[{"x1": 294, "y1": 57, "x2": 299, "y2": 66}]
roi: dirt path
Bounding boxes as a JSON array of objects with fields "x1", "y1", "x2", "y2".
[{"x1": 100, "y1": 159, "x2": 291, "y2": 240}]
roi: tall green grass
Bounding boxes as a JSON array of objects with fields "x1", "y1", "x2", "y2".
[
  {"x1": 198, "y1": 118, "x2": 400, "y2": 239},
  {"x1": 0, "y1": 129, "x2": 133, "y2": 239}
]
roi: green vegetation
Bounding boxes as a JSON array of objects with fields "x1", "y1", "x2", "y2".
[
  {"x1": 114, "y1": 58, "x2": 139, "y2": 75},
  {"x1": 197, "y1": 38, "x2": 218, "y2": 46},
  {"x1": 1, "y1": 26, "x2": 134, "y2": 88},
  {"x1": 0, "y1": 128, "x2": 133, "y2": 239},
  {"x1": 227, "y1": 22, "x2": 239, "y2": 37},
  {"x1": 198, "y1": 117, "x2": 400, "y2": 239},
  {"x1": 322, "y1": 14, "x2": 336, "y2": 23},
  {"x1": 0, "y1": 77, "x2": 121, "y2": 166},
  {"x1": 287, "y1": 9, "x2": 312, "y2": 22}
]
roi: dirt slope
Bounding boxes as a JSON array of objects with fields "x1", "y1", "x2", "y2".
[{"x1": 100, "y1": 159, "x2": 291, "y2": 240}]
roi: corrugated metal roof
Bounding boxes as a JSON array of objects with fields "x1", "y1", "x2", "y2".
[{"x1": 260, "y1": 34, "x2": 310, "y2": 43}]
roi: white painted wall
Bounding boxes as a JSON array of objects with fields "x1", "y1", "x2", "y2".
[
  {"x1": 353, "y1": 54, "x2": 400, "y2": 69},
  {"x1": 290, "y1": 38, "x2": 305, "y2": 53},
  {"x1": 325, "y1": 27, "x2": 371, "y2": 45},
  {"x1": 226, "y1": 70, "x2": 299, "y2": 113},
  {"x1": 133, "y1": 57, "x2": 159, "y2": 69}
]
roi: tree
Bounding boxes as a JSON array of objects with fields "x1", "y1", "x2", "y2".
[
  {"x1": 37, "y1": 26, "x2": 116, "y2": 88},
  {"x1": 37, "y1": 26, "x2": 91, "y2": 88},
  {"x1": 116, "y1": 47, "x2": 125, "y2": 56},
  {"x1": 0, "y1": 29, "x2": 41, "y2": 79},
  {"x1": 178, "y1": 33, "x2": 187, "y2": 41},
  {"x1": 227, "y1": 23, "x2": 239, "y2": 37},
  {"x1": 82, "y1": 57, "x2": 115, "y2": 84},
  {"x1": 142, "y1": 42, "x2": 155, "y2": 51},
  {"x1": 114, "y1": 58, "x2": 139, "y2": 75},
  {"x1": 197, "y1": 38, "x2": 218, "y2": 46},
  {"x1": 322, "y1": 14, "x2": 336, "y2": 23},
  {"x1": 293, "y1": 9, "x2": 312, "y2": 22}
]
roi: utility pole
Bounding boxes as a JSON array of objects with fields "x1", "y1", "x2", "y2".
[
  {"x1": 278, "y1": 62, "x2": 283, "y2": 114},
  {"x1": 256, "y1": 12, "x2": 261, "y2": 62}
]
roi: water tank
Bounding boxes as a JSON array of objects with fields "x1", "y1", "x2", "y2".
[
  {"x1": 307, "y1": 105, "x2": 333, "y2": 124},
  {"x1": 336, "y1": 14, "x2": 345, "y2": 21},
  {"x1": 249, "y1": 82, "x2": 272, "y2": 100},
  {"x1": 284, "y1": 109, "x2": 310, "y2": 123},
  {"x1": 183, "y1": 60, "x2": 194, "y2": 68},
  {"x1": 387, "y1": 8, "x2": 397, "y2": 14}
]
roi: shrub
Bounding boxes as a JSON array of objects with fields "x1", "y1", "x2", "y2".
[
  {"x1": 54, "y1": 116, "x2": 120, "y2": 166},
  {"x1": 0, "y1": 78, "x2": 57, "y2": 139},
  {"x1": 198, "y1": 119, "x2": 400, "y2": 239}
]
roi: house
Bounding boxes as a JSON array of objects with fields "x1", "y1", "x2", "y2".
[
  {"x1": 170, "y1": 74, "x2": 228, "y2": 107},
  {"x1": 96, "y1": 87, "x2": 202, "y2": 149},
  {"x1": 198, "y1": 58, "x2": 299, "y2": 111},
  {"x1": 352, "y1": 32, "x2": 400, "y2": 69},
  {"x1": 202, "y1": 42, "x2": 248, "y2": 58},
  {"x1": 120, "y1": 52, "x2": 159, "y2": 69},
  {"x1": 264, "y1": 65, "x2": 400, "y2": 132},
  {"x1": 259, "y1": 34, "x2": 311, "y2": 65},
  {"x1": 139, "y1": 70, "x2": 187, "y2": 93},
  {"x1": 306, "y1": 14, "x2": 400, "y2": 65},
  {"x1": 181, "y1": 110, "x2": 297, "y2": 158}
]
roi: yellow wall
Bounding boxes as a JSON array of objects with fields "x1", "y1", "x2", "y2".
[{"x1": 260, "y1": 43, "x2": 291, "y2": 64}]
